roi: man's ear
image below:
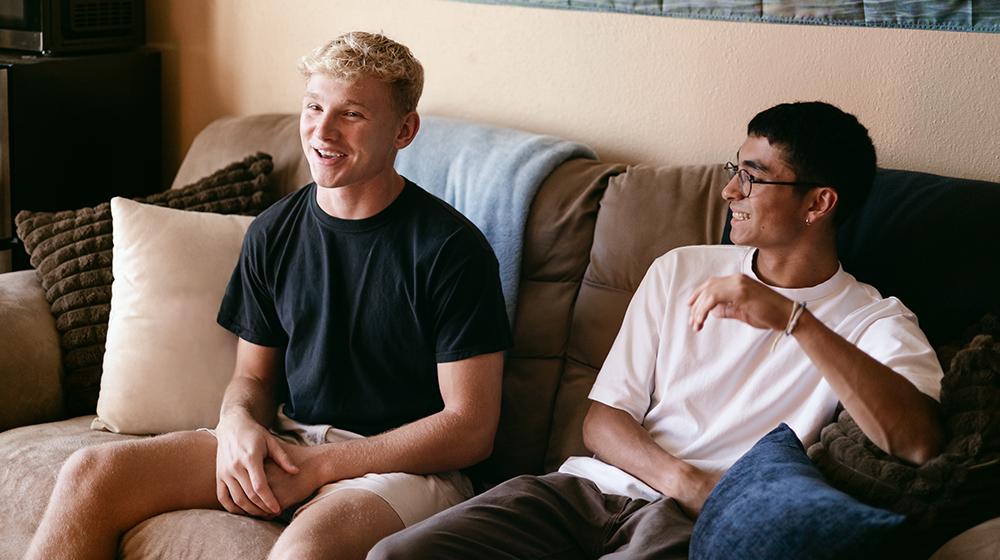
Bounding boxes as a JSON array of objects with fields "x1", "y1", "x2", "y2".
[
  {"x1": 805, "y1": 187, "x2": 838, "y2": 225},
  {"x1": 394, "y1": 112, "x2": 420, "y2": 149}
]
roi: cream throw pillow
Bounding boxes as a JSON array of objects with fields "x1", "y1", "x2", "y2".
[{"x1": 92, "y1": 198, "x2": 255, "y2": 434}]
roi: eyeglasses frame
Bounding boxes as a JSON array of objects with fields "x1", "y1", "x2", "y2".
[{"x1": 723, "y1": 161, "x2": 824, "y2": 197}]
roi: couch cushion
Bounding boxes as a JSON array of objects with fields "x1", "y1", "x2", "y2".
[
  {"x1": 807, "y1": 319, "x2": 1000, "y2": 555},
  {"x1": 14, "y1": 154, "x2": 273, "y2": 416},
  {"x1": 0, "y1": 416, "x2": 282, "y2": 559},
  {"x1": 92, "y1": 199, "x2": 254, "y2": 434},
  {"x1": 691, "y1": 424, "x2": 905, "y2": 560},
  {"x1": 547, "y1": 164, "x2": 729, "y2": 470},
  {"x1": 473, "y1": 158, "x2": 623, "y2": 486},
  {"x1": 838, "y1": 169, "x2": 1000, "y2": 347},
  {"x1": 0, "y1": 416, "x2": 145, "y2": 559},
  {"x1": 0, "y1": 271, "x2": 62, "y2": 431},
  {"x1": 172, "y1": 114, "x2": 310, "y2": 198}
]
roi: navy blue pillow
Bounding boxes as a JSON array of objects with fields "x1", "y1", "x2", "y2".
[{"x1": 690, "y1": 424, "x2": 906, "y2": 560}]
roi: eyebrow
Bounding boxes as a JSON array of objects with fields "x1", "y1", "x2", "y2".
[
  {"x1": 303, "y1": 91, "x2": 372, "y2": 110},
  {"x1": 736, "y1": 149, "x2": 770, "y2": 174}
]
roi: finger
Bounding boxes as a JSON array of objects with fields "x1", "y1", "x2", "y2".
[
  {"x1": 687, "y1": 279, "x2": 711, "y2": 307},
  {"x1": 221, "y1": 476, "x2": 268, "y2": 517},
  {"x1": 232, "y1": 468, "x2": 273, "y2": 515},
  {"x1": 216, "y1": 479, "x2": 242, "y2": 515},
  {"x1": 227, "y1": 476, "x2": 271, "y2": 517},
  {"x1": 693, "y1": 291, "x2": 725, "y2": 331},
  {"x1": 245, "y1": 461, "x2": 281, "y2": 514},
  {"x1": 267, "y1": 437, "x2": 300, "y2": 475}
]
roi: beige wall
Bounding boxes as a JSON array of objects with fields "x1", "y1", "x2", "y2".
[{"x1": 147, "y1": 0, "x2": 1000, "y2": 184}]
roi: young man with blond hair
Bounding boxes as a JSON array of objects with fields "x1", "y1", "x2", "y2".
[{"x1": 27, "y1": 32, "x2": 511, "y2": 560}]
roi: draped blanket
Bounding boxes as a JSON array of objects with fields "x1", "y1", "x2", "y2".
[{"x1": 395, "y1": 115, "x2": 596, "y2": 324}]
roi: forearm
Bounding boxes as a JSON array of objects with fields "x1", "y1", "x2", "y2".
[
  {"x1": 219, "y1": 375, "x2": 277, "y2": 426},
  {"x1": 792, "y1": 311, "x2": 943, "y2": 464},
  {"x1": 308, "y1": 406, "x2": 496, "y2": 484},
  {"x1": 582, "y1": 402, "x2": 693, "y2": 497}
]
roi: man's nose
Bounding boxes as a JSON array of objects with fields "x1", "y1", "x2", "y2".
[
  {"x1": 721, "y1": 172, "x2": 743, "y2": 201},
  {"x1": 314, "y1": 113, "x2": 341, "y2": 140}
]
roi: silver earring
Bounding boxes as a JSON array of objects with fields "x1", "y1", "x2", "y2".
[{"x1": 805, "y1": 218, "x2": 811, "y2": 225}]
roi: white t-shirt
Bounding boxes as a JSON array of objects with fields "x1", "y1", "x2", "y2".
[{"x1": 559, "y1": 245, "x2": 943, "y2": 501}]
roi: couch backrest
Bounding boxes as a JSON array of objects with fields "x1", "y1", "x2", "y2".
[
  {"x1": 542, "y1": 164, "x2": 731, "y2": 471},
  {"x1": 172, "y1": 114, "x2": 311, "y2": 196}
]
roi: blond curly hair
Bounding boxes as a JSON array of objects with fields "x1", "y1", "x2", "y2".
[{"x1": 299, "y1": 32, "x2": 424, "y2": 114}]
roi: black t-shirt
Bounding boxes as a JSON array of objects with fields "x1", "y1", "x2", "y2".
[{"x1": 217, "y1": 179, "x2": 512, "y2": 436}]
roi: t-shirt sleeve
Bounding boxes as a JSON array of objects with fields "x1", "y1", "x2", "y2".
[
  {"x1": 216, "y1": 224, "x2": 288, "y2": 347},
  {"x1": 854, "y1": 303, "x2": 944, "y2": 401},
  {"x1": 587, "y1": 258, "x2": 667, "y2": 424},
  {"x1": 429, "y1": 231, "x2": 512, "y2": 363}
]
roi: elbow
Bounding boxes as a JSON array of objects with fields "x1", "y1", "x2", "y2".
[
  {"x1": 582, "y1": 403, "x2": 604, "y2": 454},
  {"x1": 904, "y1": 430, "x2": 944, "y2": 466},
  {"x1": 465, "y1": 431, "x2": 495, "y2": 465},
  {"x1": 459, "y1": 415, "x2": 497, "y2": 465},
  {"x1": 893, "y1": 418, "x2": 944, "y2": 466}
]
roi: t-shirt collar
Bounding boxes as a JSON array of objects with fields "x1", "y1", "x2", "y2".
[{"x1": 741, "y1": 247, "x2": 848, "y2": 303}]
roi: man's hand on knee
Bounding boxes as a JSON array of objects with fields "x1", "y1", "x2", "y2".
[
  {"x1": 264, "y1": 443, "x2": 327, "y2": 510},
  {"x1": 214, "y1": 412, "x2": 299, "y2": 517}
]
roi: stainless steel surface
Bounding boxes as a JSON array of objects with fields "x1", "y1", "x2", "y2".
[{"x1": 0, "y1": 28, "x2": 42, "y2": 52}]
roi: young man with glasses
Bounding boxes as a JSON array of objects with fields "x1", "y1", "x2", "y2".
[{"x1": 369, "y1": 101, "x2": 945, "y2": 559}]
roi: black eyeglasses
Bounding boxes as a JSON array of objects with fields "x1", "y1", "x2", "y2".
[{"x1": 724, "y1": 162, "x2": 823, "y2": 197}]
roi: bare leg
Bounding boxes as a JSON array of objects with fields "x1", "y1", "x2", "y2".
[
  {"x1": 25, "y1": 431, "x2": 221, "y2": 560},
  {"x1": 267, "y1": 489, "x2": 404, "y2": 560}
]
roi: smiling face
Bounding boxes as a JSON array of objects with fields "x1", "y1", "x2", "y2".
[
  {"x1": 722, "y1": 135, "x2": 814, "y2": 251},
  {"x1": 299, "y1": 73, "x2": 417, "y2": 190}
]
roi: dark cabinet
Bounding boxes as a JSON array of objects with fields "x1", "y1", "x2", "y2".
[{"x1": 0, "y1": 48, "x2": 161, "y2": 271}]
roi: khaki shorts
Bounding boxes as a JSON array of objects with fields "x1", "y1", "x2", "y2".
[{"x1": 203, "y1": 406, "x2": 474, "y2": 526}]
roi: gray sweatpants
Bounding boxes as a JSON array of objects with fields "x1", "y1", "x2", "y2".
[{"x1": 368, "y1": 472, "x2": 693, "y2": 559}]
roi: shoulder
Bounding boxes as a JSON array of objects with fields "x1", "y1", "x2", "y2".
[
  {"x1": 650, "y1": 244, "x2": 748, "y2": 276},
  {"x1": 404, "y1": 180, "x2": 496, "y2": 257},
  {"x1": 245, "y1": 184, "x2": 314, "y2": 240}
]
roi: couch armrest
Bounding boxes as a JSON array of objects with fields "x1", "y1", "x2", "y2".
[{"x1": 0, "y1": 270, "x2": 63, "y2": 430}]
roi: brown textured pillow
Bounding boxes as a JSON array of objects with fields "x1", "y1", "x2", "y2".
[
  {"x1": 14, "y1": 153, "x2": 273, "y2": 416},
  {"x1": 807, "y1": 316, "x2": 1000, "y2": 554}
]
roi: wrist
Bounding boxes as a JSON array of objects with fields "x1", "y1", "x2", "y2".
[
  {"x1": 657, "y1": 459, "x2": 696, "y2": 497},
  {"x1": 303, "y1": 445, "x2": 336, "y2": 485},
  {"x1": 217, "y1": 406, "x2": 256, "y2": 430}
]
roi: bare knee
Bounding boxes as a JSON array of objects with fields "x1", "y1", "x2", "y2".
[{"x1": 55, "y1": 445, "x2": 117, "y2": 500}]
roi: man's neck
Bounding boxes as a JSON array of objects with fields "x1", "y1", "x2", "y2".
[
  {"x1": 752, "y1": 242, "x2": 840, "y2": 289},
  {"x1": 314, "y1": 171, "x2": 405, "y2": 220}
]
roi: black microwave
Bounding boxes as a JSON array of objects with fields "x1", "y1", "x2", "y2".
[{"x1": 0, "y1": 0, "x2": 143, "y2": 54}]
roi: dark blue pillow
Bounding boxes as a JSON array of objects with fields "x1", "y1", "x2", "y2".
[{"x1": 690, "y1": 424, "x2": 906, "y2": 560}]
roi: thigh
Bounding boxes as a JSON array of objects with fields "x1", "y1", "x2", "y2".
[
  {"x1": 601, "y1": 497, "x2": 693, "y2": 560},
  {"x1": 75, "y1": 430, "x2": 222, "y2": 525},
  {"x1": 369, "y1": 472, "x2": 625, "y2": 560},
  {"x1": 270, "y1": 488, "x2": 403, "y2": 560},
  {"x1": 295, "y1": 469, "x2": 472, "y2": 528}
]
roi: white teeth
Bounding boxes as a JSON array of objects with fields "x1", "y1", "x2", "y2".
[
  {"x1": 732, "y1": 211, "x2": 751, "y2": 221},
  {"x1": 315, "y1": 149, "x2": 345, "y2": 159}
]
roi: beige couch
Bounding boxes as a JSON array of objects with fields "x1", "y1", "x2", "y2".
[{"x1": 0, "y1": 114, "x2": 997, "y2": 559}]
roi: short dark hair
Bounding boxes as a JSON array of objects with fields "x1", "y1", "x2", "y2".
[{"x1": 747, "y1": 101, "x2": 876, "y2": 226}]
